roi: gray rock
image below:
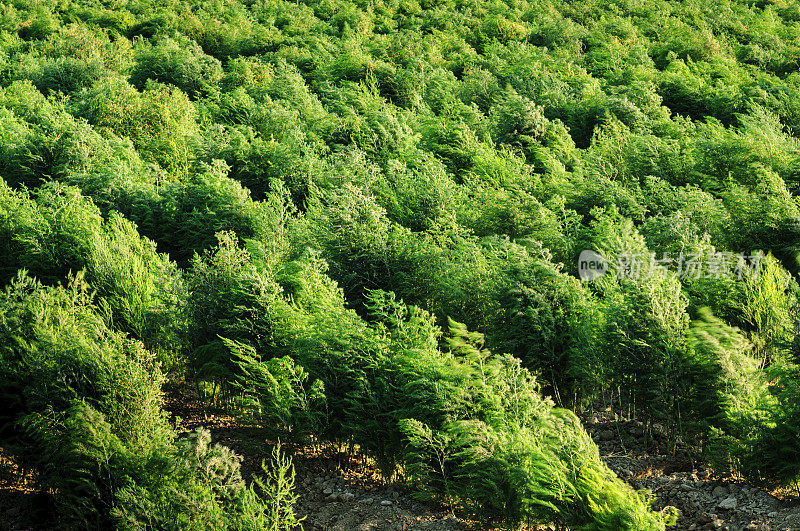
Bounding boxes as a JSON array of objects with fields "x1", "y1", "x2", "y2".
[
  {"x1": 712, "y1": 486, "x2": 729, "y2": 498},
  {"x1": 323, "y1": 488, "x2": 333, "y2": 496},
  {"x1": 381, "y1": 500, "x2": 393, "y2": 506},
  {"x1": 717, "y1": 497, "x2": 737, "y2": 510},
  {"x1": 361, "y1": 497, "x2": 373, "y2": 504},
  {"x1": 599, "y1": 429, "x2": 615, "y2": 441}
]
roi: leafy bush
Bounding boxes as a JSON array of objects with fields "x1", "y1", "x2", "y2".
[
  {"x1": 732, "y1": 362, "x2": 800, "y2": 489},
  {"x1": 154, "y1": 162, "x2": 266, "y2": 263},
  {"x1": 267, "y1": 255, "x2": 670, "y2": 528},
  {"x1": 601, "y1": 272, "x2": 691, "y2": 422},
  {"x1": 131, "y1": 36, "x2": 223, "y2": 99},
  {"x1": 185, "y1": 232, "x2": 281, "y2": 395},
  {"x1": 490, "y1": 252, "x2": 601, "y2": 405},
  {"x1": 0, "y1": 180, "x2": 101, "y2": 283},
  {"x1": 26, "y1": 56, "x2": 106, "y2": 95},
  {"x1": 0, "y1": 181, "x2": 185, "y2": 360},
  {"x1": 86, "y1": 213, "x2": 187, "y2": 357},
  {"x1": 489, "y1": 91, "x2": 549, "y2": 153},
  {"x1": 0, "y1": 271, "x2": 298, "y2": 528},
  {"x1": 683, "y1": 309, "x2": 769, "y2": 437},
  {"x1": 239, "y1": 443, "x2": 305, "y2": 530},
  {"x1": 0, "y1": 271, "x2": 165, "y2": 524},
  {"x1": 75, "y1": 76, "x2": 198, "y2": 178},
  {"x1": 230, "y1": 343, "x2": 326, "y2": 443}
]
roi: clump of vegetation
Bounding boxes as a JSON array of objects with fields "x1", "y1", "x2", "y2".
[{"x1": 0, "y1": 272, "x2": 290, "y2": 528}]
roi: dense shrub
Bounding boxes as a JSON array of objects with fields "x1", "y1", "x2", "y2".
[
  {"x1": 0, "y1": 181, "x2": 185, "y2": 357},
  {"x1": 75, "y1": 76, "x2": 198, "y2": 178},
  {"x1": 131, "y1": 36, "x2": 223, "y2": 99},
  {"x1": 185, "y1": 231, "x2": 280, "y2": 392},
  {"x1": 20, "y1": 55, "x2": 106, "y2": 95},
  {"x1": 0, "y1": 272, "x2": 298, "y2": 528},
  {"x1": 191, "y1": 239, "x2": 671, "y2": 528}
]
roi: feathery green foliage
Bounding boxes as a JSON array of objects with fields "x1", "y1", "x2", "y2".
[{"x1": 3, "y1": 0, "x2": 800, "y2": 525}]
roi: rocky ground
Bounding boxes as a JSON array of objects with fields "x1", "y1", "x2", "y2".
[
  {"x1": 291, "y1": 460, "x2": 466, "y2": 531},
  {"x1": 1, "y1": 393, "x2": 799, "y2": 530},
  {"x1": 583, "y1": 410, "x2": 800, "y2": 531}
]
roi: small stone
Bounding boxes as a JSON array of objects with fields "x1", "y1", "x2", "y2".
[
  {"x1": 361, "y1": 497, "x2": 373, "y2": 504},
  {"x1": 698, "y1": 513, "x2": 714, "y2": 524},
  {"x1": 381, "y1": 500, "x2": 392, "y2": 506},
  {"x1": 767, "y1": 511, "x2": 778, "y2": 518},
  {"x1": 340, "y1": 492, "x2": 355, "y2": 502},
  {"x1": 599, "y1": 429, "x2": 615, "y2": 441},
  {"x1": 717, "y1": 497, "x2": 737, "y2": 510},
  {"x1": 323, "y1": 488, "x2": 333, "y2": 496}
]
